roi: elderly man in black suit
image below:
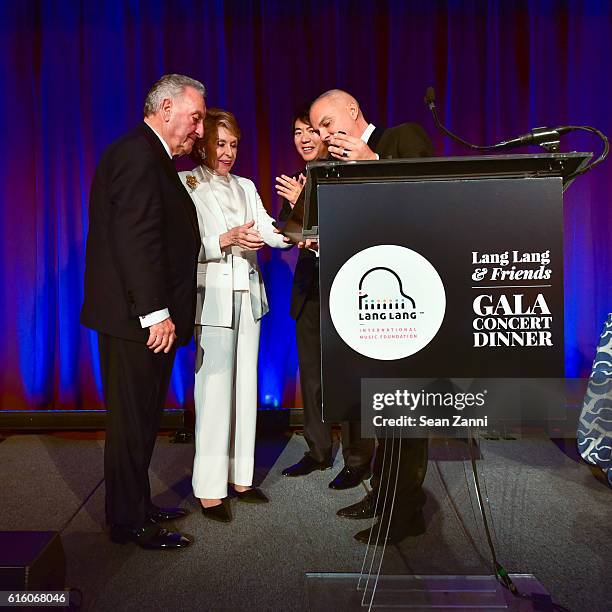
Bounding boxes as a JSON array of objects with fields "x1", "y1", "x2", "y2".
[
  {"x1": 308, "y1": 89, "x2": 432, "y2": 544},
  {"x1": 81, "y1": 74, "x2": 206, "y2": 549}
]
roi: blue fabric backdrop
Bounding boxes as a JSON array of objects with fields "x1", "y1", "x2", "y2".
[{"x1": 1, "y1": 0, "x2": 610, "y2": 411}]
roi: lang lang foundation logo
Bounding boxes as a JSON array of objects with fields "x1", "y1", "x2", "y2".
[
  {"x1": 329, "y1": 245, "x2": 446, "y2": 360},
  {"x1": 358, "y1": 267, "x2": 417, "y2": 320}
]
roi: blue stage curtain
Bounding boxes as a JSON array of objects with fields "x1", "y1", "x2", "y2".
[{"x1": 1, "y1": 0, "x2": 610, "y2": 411}]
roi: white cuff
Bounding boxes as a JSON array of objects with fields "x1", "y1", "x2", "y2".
[
  {"x1": 139, "y1": 308, "x2": 170, "y2": 328},
  {"x1": 202, "y1": 235, "x2": 223, "y2": 261}
]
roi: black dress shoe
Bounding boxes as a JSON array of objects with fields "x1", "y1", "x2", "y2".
[
  {"x1": 354, "y1": 512, "x2": 426, "y2": 545},
  {"x1": 200, "y1": 499, "x2": 232, "y2": 523},
  {"x1": 110, "y1": 518, "x2": 192, "y2": 549},
  {"x1": 150, "y1": 505, "x2": 190, "y2": 522},
  {"x1": 328, "y1": 466, "x2": 371, "y2": 490},
  {"x1": 337, "y1": 492, "x2": 380, "y2": 519},
  {"x1": 281, "y1": 455, "x2": 332, "y2": 477},
  {"x1": 233, "y1": 487, "x2": 269, "y2": 504}
]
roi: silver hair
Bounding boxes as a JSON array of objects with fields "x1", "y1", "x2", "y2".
[{"x1": 143, "y1": 74, "x2": 206, "y2": 116}]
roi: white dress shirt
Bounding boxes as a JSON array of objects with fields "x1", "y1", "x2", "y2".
[
  {"x1": 361, "y1": 122, "x2": 376, "y2": 144},
  {"x1": 203, "y1": 167, "x2": 251, "y2": 291},
  {"x1": 362, "y1": 123, "x2": 379, "y2": 159}
]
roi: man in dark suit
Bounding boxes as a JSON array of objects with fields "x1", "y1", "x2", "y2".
[
  {"x1": 309, "y1": 89, "x2": 433, "y2": 544},
  {"x1": 277, "y1": 110, "x2": 375, "y2": 489},
  {"x1": 81, "y1": 74, "x2": 206, "y2": 549}
]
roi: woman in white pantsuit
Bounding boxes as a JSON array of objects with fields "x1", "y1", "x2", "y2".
[{"x1": 179, "y1": 108, "x2": 289, "y2": 522}]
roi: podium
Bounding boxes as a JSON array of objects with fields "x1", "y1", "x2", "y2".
[{"x1": 302, "y1": 153, "x2": 591, "y2": 610}]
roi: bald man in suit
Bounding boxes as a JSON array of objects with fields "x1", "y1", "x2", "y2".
[{"x1": 309, "y1": 89, "x2": 432, "y2": 545}]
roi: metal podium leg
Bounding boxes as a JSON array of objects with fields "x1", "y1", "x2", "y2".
[
  {"x1": 357, "y1": 426, "x2": 404, "y2": 610},
  {"x1": 357, "y1": 427, "x2": 391, "y2": 592},
  {"x1": 306, "y1": 432, "x2": 553, "y2": 610},
  {"x1": 467, "y1": 431, "x2": 519, "y2": 596}
]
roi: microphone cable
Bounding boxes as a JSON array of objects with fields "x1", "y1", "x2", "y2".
[
  {"x1": 561, "y1": 124, "x2": 609, "y2": 180},
  {"x1": 424, "y1": 86, "x2": 608, "y2": 180}
]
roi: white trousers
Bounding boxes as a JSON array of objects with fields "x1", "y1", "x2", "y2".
[{"x1": 193, "y1": 291, "x2": 260, "y2": 499}]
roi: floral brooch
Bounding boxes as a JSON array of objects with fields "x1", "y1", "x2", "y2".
[{"x1": 185, "y1": 175, "x2": 199, "y2": 190}]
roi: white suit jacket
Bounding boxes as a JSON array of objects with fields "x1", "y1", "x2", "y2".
[{"x1": 179, "y1": 165, "x2": 289, "y2": 327}]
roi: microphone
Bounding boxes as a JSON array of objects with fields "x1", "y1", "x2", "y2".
[
  {"x1": 424, "y1": 86, "x2": 571, "y2": 152},
  {"x1": 424, "y1": 86, "x2": 435, "y2": 110},
  {"x1": 493, "y1": 126, "x2": 572, "y2": 151}
]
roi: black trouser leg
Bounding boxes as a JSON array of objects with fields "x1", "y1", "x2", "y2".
[
  {"x1": 296, "y1": 293, "x2": 332, "y2": 464},
  {"x1": 341, "y1": 421, "x2": 375, "y2": 470},
  {"x1": 297, "y1": 294, "x2": 375, "y2": 469},
  {"x1": 371, "y1": 436, "x2": 428, "y2": 517},
  {"x1": 142, "y1": 353, "x2": 175, "y2": 518},
  {"x1": 99, "y1": 333, "x2": 175, "y2": 526}
]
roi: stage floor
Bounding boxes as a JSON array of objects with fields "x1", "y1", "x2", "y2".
[{"x1": 0, "y1": 430, "x2": 609, "y2": 611}]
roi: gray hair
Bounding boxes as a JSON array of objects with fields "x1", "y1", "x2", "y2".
[{"x1": 143, "y1": 74, "x2": 206, "y2": 116}]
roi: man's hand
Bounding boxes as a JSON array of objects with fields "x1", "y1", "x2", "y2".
[
  {"x1": 275, "y1": 173, "x2": 306, "y2": 206},
  {"x1": 220, "y1": 220, "x2": 265, "y2": 250},
  {"x1": 147, "y1": 317, "x2": 177, "y2": 354},
  {"x1": 328, "y1": 133, "x2": 377, "y2": 161},
  {"x1": 297, "y1": 238, "x2": 318, "y2": 251}
]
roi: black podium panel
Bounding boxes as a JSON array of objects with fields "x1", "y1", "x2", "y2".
[
  {"x1": 0, "y1": 531, "x2": 65, "y2": 590},
  {"x1": 318, "y1": 177, "x2": 564, "y2": 422}
]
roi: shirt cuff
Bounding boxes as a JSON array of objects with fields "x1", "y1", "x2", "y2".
[
  {"x1": 139, "y1": 308, "x2": 170, "y2": 328},
  {"x1": 203, "y1": 235, "x2": 223, "y2": 261}
]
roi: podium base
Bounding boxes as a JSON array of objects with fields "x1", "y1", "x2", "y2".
[{"x1": 305, "y1": 573, "x2": 551, "y2": 610}]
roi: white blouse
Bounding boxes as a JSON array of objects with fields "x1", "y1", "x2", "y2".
[{"x1": 203, "y1": 166, "x2": 250, "y2": 291}]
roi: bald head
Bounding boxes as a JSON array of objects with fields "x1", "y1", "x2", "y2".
[
  {"x1": 310, "y1": 89, "x2": 369, "y2": 142},
  {"x1": 312, "y1": 89, "x2": 358, "y2": 108}
]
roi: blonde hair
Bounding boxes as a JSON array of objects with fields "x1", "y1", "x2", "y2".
[{"x1": 193, "y1": 108, "x2": 241, "y2": 168}]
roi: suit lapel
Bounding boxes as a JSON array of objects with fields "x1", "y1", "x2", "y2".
[
  {"x1": 233, "y1": 177, "x2": 252, "y2": 224},
  {"x1": 139, "y1": 123, "x2": 200, "y2": 244},
  {"x1": 179, "y1": 185, "x2": 201, "y2": 245},
  {"x1": 190, "y1": 166, "x2": 228, "y2": 232}
]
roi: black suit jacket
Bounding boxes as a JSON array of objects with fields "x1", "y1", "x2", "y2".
[
  {"x1": 81, "y1": 123, "x2": 200, "y2": 345},
  {"x1": 282, "y1": 122, "x2": 433, "y2": 320}
]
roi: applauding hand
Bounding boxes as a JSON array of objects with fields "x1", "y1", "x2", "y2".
[{"x1": 275, "y1": 173, "x2": 306, "y2": 206}]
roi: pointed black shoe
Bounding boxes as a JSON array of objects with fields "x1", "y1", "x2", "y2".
[
  {"x1": 150, "y1": 505, "x2": 190, "y2": 522},
  {"x1": 354, "y1": 512, "x2": 426, "y2": 545},
  {"x1": 200, "y1": 499, "x2": 232, "y2": 523},
  {"x1": 110, "y1": 518, "x2": 193, "y2": 549},
  {"x1": 329, "y1": 466, "x2": 372, "y2": 490},
  {"x1": 281, "y1": 455, "x2": 332, "y2": 477},
  {"x1": 337, "y1": 492, "x2": 380, "y2": 519},
  {"x1": 233, "y1": 487, "x2": 269, "y2": 504}
]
